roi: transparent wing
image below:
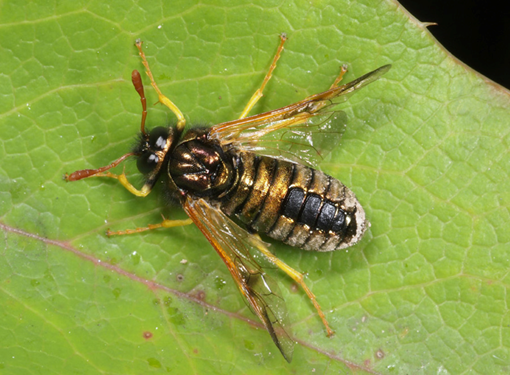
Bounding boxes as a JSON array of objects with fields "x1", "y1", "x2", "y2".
[
  {"x1": 182, "y1": 197, "x2": 295, "y2": 362},
  {"x1": 210, "y1": 64, "x2": 391, "y2": 167},
  {"x1": 222, "y1": 110, "x2": 348, "y2": 167}
]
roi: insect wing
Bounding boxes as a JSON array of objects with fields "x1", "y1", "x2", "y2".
[
  {"x1": 224, "y1": 110, "x2": 348, "y2": 168},
  {"x1": 183, "y1": 197, "x2": 295, "y2": 362},
  {"x1": 210, "y1": 64, "x2": 391, "y2": 167},
  {"x1": 326, "y1": 63, "x2": 392, "y2": 105}
]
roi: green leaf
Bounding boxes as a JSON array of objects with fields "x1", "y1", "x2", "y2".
[{"x1": 1, "y1": 0, "x2": 509, "y2": 373}]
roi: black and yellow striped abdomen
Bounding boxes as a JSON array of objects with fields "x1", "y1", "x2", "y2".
[{"x1": 220, "y1": 152, "x2": 369, "y2": 252}]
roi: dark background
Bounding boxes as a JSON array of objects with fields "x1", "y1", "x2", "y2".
[{"x1": 398, "y1": 0, "x2": 510, "y2": 89}]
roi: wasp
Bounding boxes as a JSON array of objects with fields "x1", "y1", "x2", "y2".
[{"x1": 66, "y1": 34, "x2": 390, "y2": 362}]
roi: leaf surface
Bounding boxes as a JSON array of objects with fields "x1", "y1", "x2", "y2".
[{"x1": 1, "y1": 0, "x2": 509, "y2": 374}]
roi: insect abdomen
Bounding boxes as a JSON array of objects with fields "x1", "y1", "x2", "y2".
[{"x1": 220, "y1": 153, "x2": 368, "y2": 252}]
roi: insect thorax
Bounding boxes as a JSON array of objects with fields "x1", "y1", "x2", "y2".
[{"x1": 168, "y1": 128, "x2": 236, "y2": 197}]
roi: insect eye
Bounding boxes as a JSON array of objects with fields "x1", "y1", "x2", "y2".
[
  {"x1": 137, "y1": 152, "x2": 159, "y2": 175},
  {"x1": 149, "y1": 127, "x2": 169, "y2": 151}
]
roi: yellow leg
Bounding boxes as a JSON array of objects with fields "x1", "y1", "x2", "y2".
[
  {"x1": 239, "y1": 33, "x2": 287, "y2": 119},
  {"x1": 254, "y1": 236, "x2": 335, "y2": 337},
  {"x1": 135, "y1": 39, "x2": 187, "y2": 132},
  {"x1": 329, "y1": 64, "x2": 348, "y2": 89},
  {"x1": 65, "y1": 153, "x2": 152, "y2": 198},
  {"x1": 89, "y1": 170, "x2": 152, "y2": 197},
  {"x1": 107, "y1": 216, "x2": 193, "y2": 236}
]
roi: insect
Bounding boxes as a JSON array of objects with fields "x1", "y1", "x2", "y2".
[{"x1": 66, "y1": 34, "x2": 390, "y2": 362}]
